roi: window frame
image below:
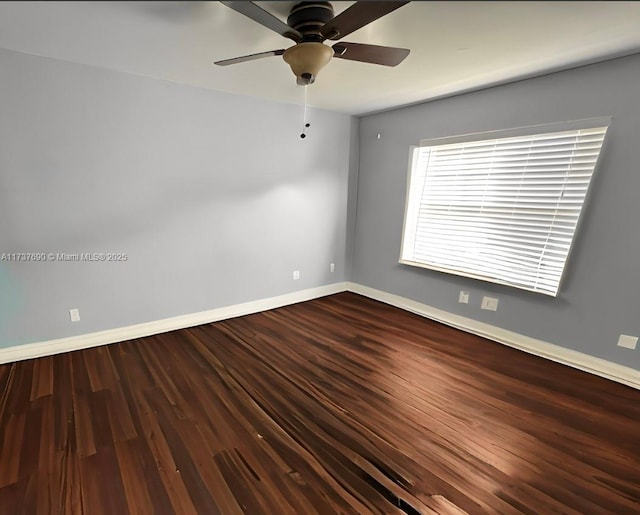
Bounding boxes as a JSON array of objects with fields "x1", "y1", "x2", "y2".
[{"x1": 399, "y1": 117, "x2": 611, "y2": 297}]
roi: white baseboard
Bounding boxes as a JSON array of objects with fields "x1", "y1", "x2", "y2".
[
  {"x1": 0, "y1": 282, "x2": 349, "y2": 365},
  {"x1": 347, "y1": 282, "x2": 640, "y2": 390},
  {"x1": 3, "y1": 280, "x2": 638, "y2": 391}
]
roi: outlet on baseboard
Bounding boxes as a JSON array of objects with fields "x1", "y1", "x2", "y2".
[
  {"x1": 481, "y1": 296, "x2": 499, "y2": 311},
  {"x1": 458, "y1": 291, "x2": 469, "y2": 304},
  {"x1": 617, "y1": 334, "x2": 638, "y2": 350}
]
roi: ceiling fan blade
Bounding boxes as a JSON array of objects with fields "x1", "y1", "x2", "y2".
[
  {"x1": 214, "y1": 49, "x2": 285, "y2": 67},
  {"x1": 221, "y1": 2, "x2": 302, "y2": 42},
  {"x1": 332, "y1": 42, "x2": 409, "y2": 66},
  {"x1": 321, "y1": 1, "x2": 409, "y2": 41}
]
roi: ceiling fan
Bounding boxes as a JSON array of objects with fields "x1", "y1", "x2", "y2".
[{"x1": 215, "y1": 1, "x2": 410, "y2": 85}]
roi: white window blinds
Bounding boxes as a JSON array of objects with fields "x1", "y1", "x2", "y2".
[{"x1": 400, "y1": 120, "x2": 609, "y2": 296}]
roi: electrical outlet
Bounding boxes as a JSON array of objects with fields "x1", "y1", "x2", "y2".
[
  {"x1": 481, "y1": 296, "x2": 499, "y2": 311},
  {"x1": 330, "y1": 263, "x2": 335, "y2": 273},
  {"x1": 293, "y1": 270, "x2": 300, "y2": 280},
  {"x1": 69, "y1": 308, "x2": 80, "y2": 322},
  {"x1": 617, "y1": 334, "x2": 638, "y2": 350},
  {"x1": 458, "y1": 291, "x2": 469, "y2": 304}
]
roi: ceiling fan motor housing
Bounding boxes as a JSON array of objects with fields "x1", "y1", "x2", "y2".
[{"x1": 287, "y1": 2, "x2": 335, "y2": 41}]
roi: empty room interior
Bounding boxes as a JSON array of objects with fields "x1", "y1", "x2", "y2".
[{"x1": 1, "y1": 1, "x2": 640, "y2": 513}]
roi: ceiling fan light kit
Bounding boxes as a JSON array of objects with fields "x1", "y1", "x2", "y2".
[
  {"x1": 216, "y1": 1, "x2": 410, "y2": 86},
  {"x1": 283, "y1": 42, "x2": 334, "y2": 85}
]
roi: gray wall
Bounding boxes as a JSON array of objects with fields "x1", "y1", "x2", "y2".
[
  {"x1": 0, "y1": 48, "x2": 354, "y2": 347},
  {"x1": 353, "y1": 54, "x2": 640, "y2": 371}
]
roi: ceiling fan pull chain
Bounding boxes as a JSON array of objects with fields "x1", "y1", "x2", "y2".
[{"x1": 300, "y1": 85, "x2": 311, "y2": 139}]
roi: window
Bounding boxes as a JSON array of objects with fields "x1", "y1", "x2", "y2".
[{"x1": 400, "y1": 118, "x2": 609, "y2": 296}]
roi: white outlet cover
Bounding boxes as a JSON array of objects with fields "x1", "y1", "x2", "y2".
[
  {"x1": 481, "y1": 296, "x2": 499, "y2": 311},
  {"x1": 617, "y1": 334, "x2": 638, "y2": 350},
  {"x1": 69, "y1": 308, "x2": 80, "y2": 322},
  {"x1": 293, "y1": 270, "x2": 300, "y2": 280},
  {"x1": 458, "y1": 291, "x2": 469, "y2": 304}
]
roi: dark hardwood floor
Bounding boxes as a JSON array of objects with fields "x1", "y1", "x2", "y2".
[{"x1": 0, "y1": 292, "x2": 638, "y2": 514}]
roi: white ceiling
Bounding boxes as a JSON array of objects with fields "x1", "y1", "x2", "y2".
[{"x1": 1, "y1": 1, "x2": 639, "y2": 115}]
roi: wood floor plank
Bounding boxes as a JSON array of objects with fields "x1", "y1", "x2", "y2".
[
  {"x1": 53, "y1": 445, "x2": 83, "y2": 513},
  {"x1": 0, "y1": 292, "x2": 638, "y2": 513},
  {"x1": 113, "y1": 440, "x2": 154, "y2": 514},
  {"x1": 69, "y1": 352, "x2": 97, "y2": 458},
  {"x1": 135, "y1": 396, "x2": 199, "y2": 515},
  {"x1": 19, "y1": 396, "x2": 44, "y2": 483},
  {"x1": 82, "y1": 346, "x2": 120, "y2": 393},
  {"x1": 0, "y1": 411, "x2": 25, "y2": 488},
  {"x1": 0, "y1": 361, "x2": 31, "y2": 426},
  {"x1": 79, "y1": 445, "x2": 127, "y2": 515},
  {"x1": 30, "y1": 356, "x2": 53, "y2": 401}
]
